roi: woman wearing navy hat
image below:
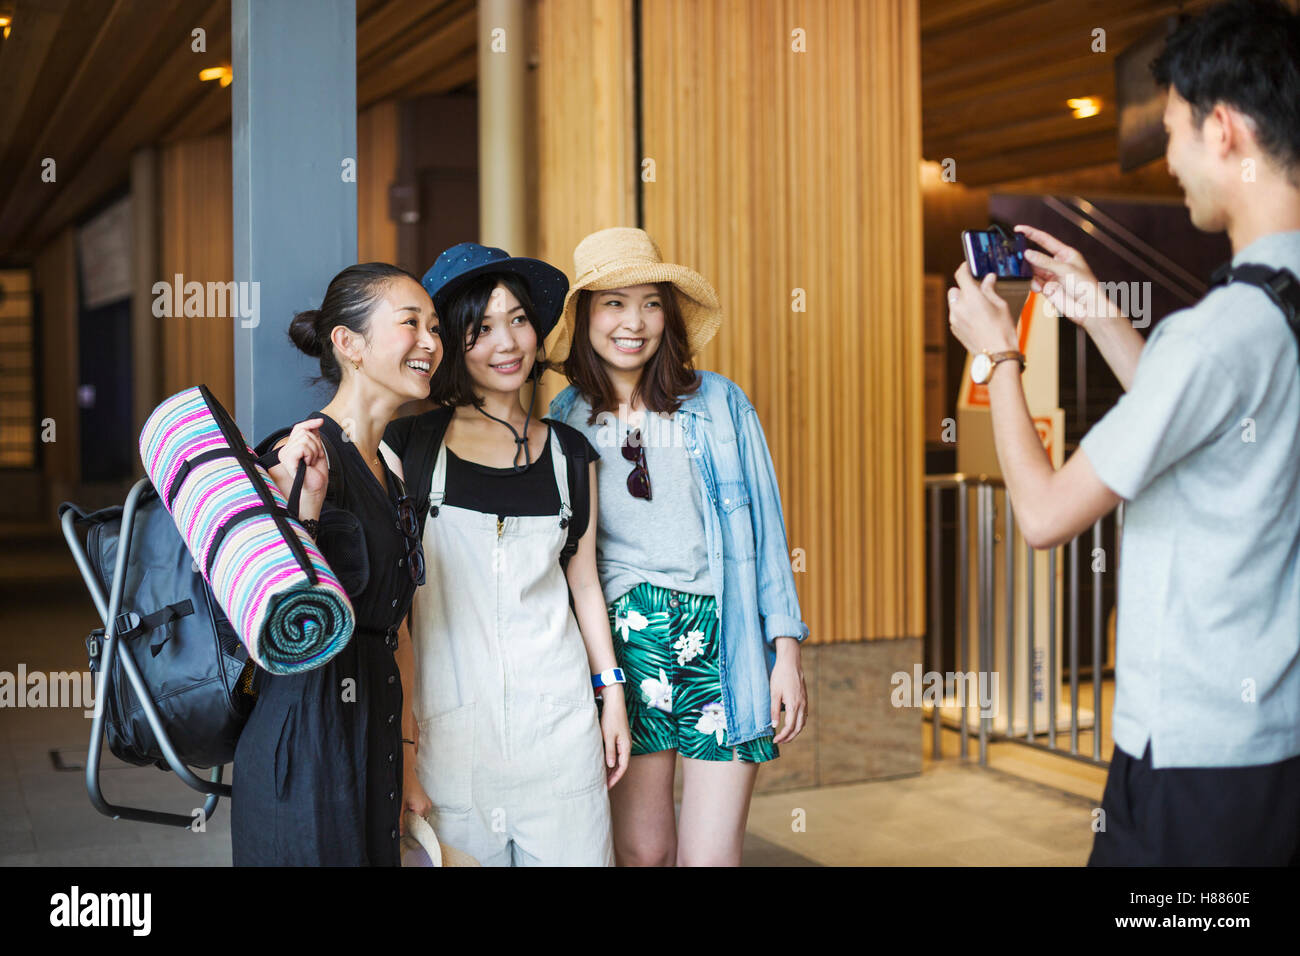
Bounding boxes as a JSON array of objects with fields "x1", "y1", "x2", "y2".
[{"x1": 383, "y1": 243, "x2": 629, "y2": 866}]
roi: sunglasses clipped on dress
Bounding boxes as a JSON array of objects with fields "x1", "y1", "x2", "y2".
[{"x1": 395, "y1": 495, "x2": 426, "y2": 585}]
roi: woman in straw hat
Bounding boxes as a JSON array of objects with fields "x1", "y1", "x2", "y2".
[
  {"x1": 547, "y1": 227, "x2": 809, "y2": 866},
  {"x1": 383, "y1": 243, "x2": 629, "y2": 866}
]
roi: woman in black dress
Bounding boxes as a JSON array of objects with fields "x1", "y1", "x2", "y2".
[{"x1": 231, "y1": 263, "x2": 441, "y2": 866}]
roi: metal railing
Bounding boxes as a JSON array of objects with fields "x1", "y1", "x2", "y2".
[{"x1": 924, "y1": 473, "x2": 1121, "y2": 768}]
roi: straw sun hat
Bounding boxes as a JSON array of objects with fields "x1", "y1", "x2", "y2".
[
  {"x1": 400, "y1": 810, "x2": 481, "y2": 867},
  {"x1": 545, "y1": 227, "x2": 722, "y2": 364}
]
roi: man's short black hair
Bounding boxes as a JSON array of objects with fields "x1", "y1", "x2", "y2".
[{"x1": 1152, "y1": 0, "x2": 1300, "y2": 176}]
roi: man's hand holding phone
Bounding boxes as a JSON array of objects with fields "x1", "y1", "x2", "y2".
[
  {"x1": 947, "y1": 264, "x2": 1020, "y2": 358},
  {"x1": 1014, "y1": 224, "x2": 1126, "y2": 330},
  {"x1": 1013, "y1": 223, "x2": 1146, "y2": 391}
]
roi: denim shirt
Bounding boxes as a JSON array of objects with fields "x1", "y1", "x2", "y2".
[{"x1": 549, "y1": 370, "x2": 809, "y2": 745}]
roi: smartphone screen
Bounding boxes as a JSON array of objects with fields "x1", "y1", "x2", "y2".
[{"x1": 962, "y1": 230, "x2": 1032, "y2": 280}]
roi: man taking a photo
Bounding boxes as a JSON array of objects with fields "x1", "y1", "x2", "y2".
[{"x1": 947, "y1": 0, "x2": 1300, "y2": 865}]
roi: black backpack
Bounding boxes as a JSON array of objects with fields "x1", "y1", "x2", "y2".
[{"x1": 59, "y1": 490, "x2": 255, "y2": 770}]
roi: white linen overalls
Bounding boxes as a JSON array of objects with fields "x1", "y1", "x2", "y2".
[{"x1": 410, "y1": 426, "x2": 614, "y2": 866}]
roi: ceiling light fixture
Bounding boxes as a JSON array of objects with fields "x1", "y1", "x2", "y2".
[
  {"x1": 1068, "y1": 96, "x2": 1100, "y2": 119},
  {"x1": 199, "y1": 65, "x2": 232, "y2": 88}
]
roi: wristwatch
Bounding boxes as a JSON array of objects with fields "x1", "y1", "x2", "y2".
[
  {"x1": 592, "y1": 667, "x2": 626, "y2": 692},
  {"x1": 970, "y1": 349, "x2": 1026, "y2": 384}
]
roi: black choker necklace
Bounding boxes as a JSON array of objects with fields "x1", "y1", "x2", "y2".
[{"x1": 473, "y1": 383, "x2": 540, "y2": 473}]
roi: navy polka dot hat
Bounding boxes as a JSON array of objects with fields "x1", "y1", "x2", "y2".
[{"x1": 421, "y1": 242, "x2": 570, "y2": 338}]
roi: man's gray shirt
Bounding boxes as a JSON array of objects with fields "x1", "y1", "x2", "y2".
[{"x1": 1080, "y1": 229, "x2": 1300, "y2": 768}]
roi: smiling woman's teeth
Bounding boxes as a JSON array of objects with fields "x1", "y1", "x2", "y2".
[
  {"x1": 405, "y1": 360, "x2": 430, "y2": 373},
  {"x1": 613, "y1": 338, "x2": 644, "y2": 349}
]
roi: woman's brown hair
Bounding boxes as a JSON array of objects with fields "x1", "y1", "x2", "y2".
[{"x1": 562, "y1": 282, "x2": 702, "y2": 426}]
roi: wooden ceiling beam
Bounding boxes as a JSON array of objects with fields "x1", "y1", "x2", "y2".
[
  {"x1": 7, "y1": 0, "x2": 230, "y2": 259},
  {"x1": 928, "y1": 108, "x2": 1116, "y2": 160},
  {"x1": 992, "y1": 159, "x2": 1182, "y2": 200},
  {"x1": 358, "y1": 0, "x2": 474, "y2": 83},
  {"x1": 922, "y1": 0, "x2": 1195, "y2": 73},
  {"x1": 357, "y1": 7, "x2": 476, "y2": 107},
  {"x1": 920, "y1": 0, "x2": 1040, "y2": 35},
  {"x1": 923, "y1": 0, "x2": 1220, "y2": 88},
  {"x1": 357, "y1": 0, "x2": 451, "y2": 63},
  {"x1": 3, "y1": 1, "x2": 213, "y2": 193},
  {"x1": 946, "y1": 129, "x2": 1119, "y2": 186},
  {"x1": 0, "y1": 0, "x2": 116, "y2": 214},
  {"x1": 0, "y1": 0, "x2": 73, "y2": 156},
  {"x1": 926, "y1": 47, "x2": 1116, "y2": 108},
  {"x1": 164, "y1": 1, "x2": 480, "y2": 142},
  {"x1": 924, "y1": 64, "x2": 1113, "y2": 142},
  {"x1": 391, "y1": 47, "x2": 477, "y2": 99},
  {"x1": 162, "y1": 80, "x2": 232, "y2": 144}
]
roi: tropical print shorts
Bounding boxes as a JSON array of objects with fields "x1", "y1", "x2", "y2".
[{"x1": 607, "y1": 582, "x2": 778, "y2": 763}]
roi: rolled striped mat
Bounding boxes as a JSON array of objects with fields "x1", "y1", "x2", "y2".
[{"x1": 139, "y1": 385, "x2": 354, "y2": 674}]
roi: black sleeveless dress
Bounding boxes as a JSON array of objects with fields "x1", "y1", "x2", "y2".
[{"x1": 231, "y1": 413, "x2": 419, "y2": 866}]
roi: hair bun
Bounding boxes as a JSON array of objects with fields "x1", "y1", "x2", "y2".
[{"x1": 288, "y1": 309, "x2": 324, "y2": 357}]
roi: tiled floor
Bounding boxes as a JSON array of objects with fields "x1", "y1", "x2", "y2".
[
  {"x1": 2, "y1": 544, "x2": 1099, "y2": 867},
  {"x1": 1, "y1": 575, "x2": 235, "y2": 866},
  {"x1": 745, "y1": 760, "x2": 1097, "y2": 865}
]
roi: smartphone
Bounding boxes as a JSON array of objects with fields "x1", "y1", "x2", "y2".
[{"x1": 962, "y1": 229, "x2": 1032, "y2": 280}]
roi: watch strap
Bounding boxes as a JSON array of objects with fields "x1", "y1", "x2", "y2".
[
  {"x1": 988, "y1": 350, "x2": 1026, "y2": 371},
  {"x1": 592, "y1": 667, "x2": 626, "y2": 689}
]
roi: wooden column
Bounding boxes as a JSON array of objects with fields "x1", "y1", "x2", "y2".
[
  {"x1": 533, "y1": 0, "x2": 637, "y2": 405},
  {"x1": 640, "y1": 0, "x2": 925, "y2": 645}
]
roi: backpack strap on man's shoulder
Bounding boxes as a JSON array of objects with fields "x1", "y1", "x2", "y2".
[{"x1": 1210, "y1": 261, "x2": 1300, "y2": 361}]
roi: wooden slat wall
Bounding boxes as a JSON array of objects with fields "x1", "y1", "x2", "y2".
[
  {"x1": 159, "y1": 132, "x2": 235, "y2": 409},
  {"x1": 534, "y1": 0, "x2": 636, "y2": 264},
  {"x1": 533, "y1": 0, "x2": 637, "y2": 406},
  {"x1": 32, "y1": 229, "x2": 79, "y2": 498},
  {"x1": 358, "y1": 99, "x2": 400, "y2": 264},
  {"x1": 639, "y1": 0, "x2": 925, "y2": 643},
  {"x1": 0, "y1": 269, "x2": 36, "y2": 468}
]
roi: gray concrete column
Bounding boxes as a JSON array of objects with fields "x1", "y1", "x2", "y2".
[{"x1": 232, "y1": 0, "x2": 358, "y2": 440}]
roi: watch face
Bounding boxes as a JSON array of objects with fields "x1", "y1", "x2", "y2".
[{"x1": 971, "y1": 352, "x2": 991, "y2": 384}]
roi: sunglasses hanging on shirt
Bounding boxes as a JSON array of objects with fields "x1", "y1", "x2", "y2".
[{"x1": 622, "y1": 427, "x2": 652, "y2": 500}]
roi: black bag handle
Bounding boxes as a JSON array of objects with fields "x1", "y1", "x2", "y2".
[
  {"x1": 254, "y1": 421, "x2": 345, "y2": 517},
  {"x1": 189, "y1": 385, "x2": 318, "y2": 585}
]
